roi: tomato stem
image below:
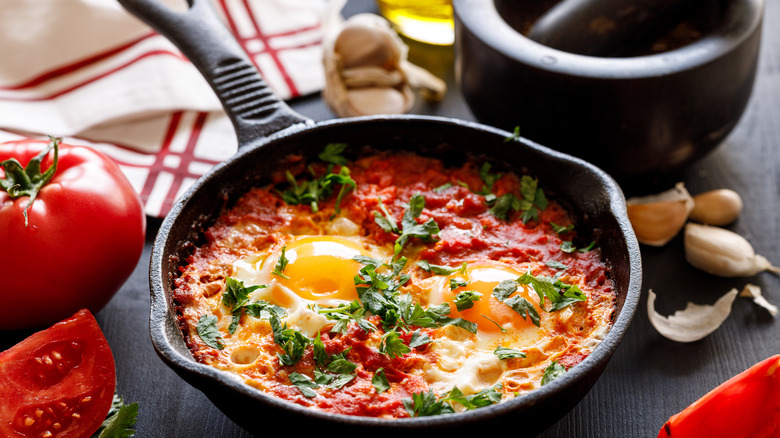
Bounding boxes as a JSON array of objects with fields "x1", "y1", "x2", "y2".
[{"x1": 0, "y1": 136, "x2": 60, "y2": 226}]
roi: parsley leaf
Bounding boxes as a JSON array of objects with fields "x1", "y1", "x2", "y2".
[
  {"x1": 550, "y1": 222, "x2": 575, "y2": 234},
  {"x1": 453, "y1": 290, "x2": 482, "y2": 311},
  {"x1": 489, "y1": 193, "x2": 521, "y2": 220},
  {"x1": 314, "y1": 300, "x2": 377, "y2": 334},
  {"x1": 394, "y1": 194, "x2": 440, "y2": 258},
  {"x1": 372, "y1": 368, "x2": 391, "y2": 393},
  {"x1": 494, "y1": 346, "x2": 526, "y2": 359},
  {"x1": 196, "y1": 314, "x2": 224, "y2": 350},
  {"x1": 479, "y1": 162, "x2": 502, "y2": 195},
  {"x1": 516, "y1": 271, "x2": 587, "y2": 311},
  {"x1": 542, "y1": 361, "x2": 567, "y2": 385},
  {"x1": 279, "y1": 145, "x2": 356, "y2": 213},
  {"x1": 449, "y1": 277, "x2": 469, "y2": 290},
  {"x1": 491, "y1": 280, "x2": 541, "y2": 327},
  {"x1": 409, "y1": 330, "x2": 433, "y2": 348},
  {"x1": 517, "y1": 175, "x2": 548, "y2": 223},
  {"x1": 442, "y1": 385, "x2": 502, "y2": 410},
  {"x1": 416, "y1": 260, "x2": 467, "y2": 276},
  {"x1": 221, "y1": 277, "x2": 267, "y2": 333},
  {"x1": 289, "y1": 372, "x2": 319, "y2": 398},
  {"x1": 380, "y1": 329, "x2": 411, "y2": 358},
  {"x1": 272, "y1": 246, "x2": 290, "y2": 279},
  {"x1": 318, "y1": 142, "x2": 349, "y2": 165},
  {"x1": 503, "y1": 126, "x2": 521, "y2": 143},
  {"x1": 545, "y1": 260, "x2": 568, "y2": 270},
  {"x1": 272, "y1": 321, "x2": 310, "y2": 366},
  {"x1": 404, "y1": 389, "x2": 454, "y2": 417},
  {"x1": 91, "y1": 394, "x2": 138, "y2": 438}
]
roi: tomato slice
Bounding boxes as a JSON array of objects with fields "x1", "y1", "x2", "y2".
[{"x1": 0, "y1": 309, "x2": 116, "y2": 438}]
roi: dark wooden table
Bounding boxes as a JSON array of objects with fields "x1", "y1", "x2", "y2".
[{"x1": 3, "y1": 2, "x2": 778, "y2": 437}]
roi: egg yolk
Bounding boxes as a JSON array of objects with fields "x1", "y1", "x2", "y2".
[
  {"x1": 275, "y1": 236, "x2": 368, "y2": 302},
  {"x1": 443, "y1": 265, "x2": 541, "y2": 333}
]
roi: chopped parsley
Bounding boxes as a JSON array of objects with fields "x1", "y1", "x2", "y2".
[
  {"x1": 372, "y1": 368, "x2": 391, "y2": 393},
  {"x1": 561, "y1": 240, "x2": 596, "y2": 253},
  {"x1": 503, "y1": 125, "x2": 522, "y2": 143},
  {"x1": 494, "y1": 346, "x2": 526, "y2": 359},
  {"x1": 272, "y1": 246, "x2": 290, "y2": 279},
  {"x1": 516, "y1": 175, "x2": 548, "y2": 223},
  {"x1": 287, "y1": 332, "x2": 358, "y2": 398},
  {"x1": 545, "y1": 260, "x2": 568, "y2": 270},
  {"x1": 416, "y1": 260, "x2": 468, "y2": 276},
  {"x1": 313, "y1": 299, "x2": 377, "y2": 334},
  {"x1": 517, "y1": 271, "x2": 587, "y2": 312},
  {"x1": 374, "y1": 193, "x2": 440, "y2": 259},
  {"x1": 91, "y1": 393, "x2": 139, "y2": 438},
  {"x1": 492, "y1": 279, "x2": 541, "y2": 327},
  {"x1": 272, "y1": 321, "x2": 310, "y2": 366},
  {"x1": 380, "y1": 330, "x2": 411, "y2": 358},
  {"x1": 196, "y1": 314, "x2": 224, "y2": 350},
  {"x1": 404, "y1": 389, "x2": 454, "y2": 417},
  {"x1": 318, "y1": 142, "x2": 349, "y2": 165},
  {"x1": 221, "y1": 277, "x2": 268, "y2": 333},
  {"x1": 449, "y1": 277, "x2": 469, "y2": 290},
  {"x1": 453, "y1": 290, "x2": 481, "y2": 311},
  {"x1": 352, "y1": 256, "x2": 478, "y2": 343},
  {"x1": 542, "y1": 361, "x2": 567, "y2": 385},
  {"x1": 550, "y1": 222, "x2": 575, "y2": 234},
  {"x1": 442, "y1": 385, "x2": 502, "y2": 410},
  {"x1": 279, "y1": 144, "x2": 356, "y2": 213},
  {"x1": 404, "y1": 385, "x2": 503, "y2": 417},
  {"x1": 477, "y1": 163, "x2": 547, "y2": 222}
]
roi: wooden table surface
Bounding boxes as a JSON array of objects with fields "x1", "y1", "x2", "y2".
[{"x1": 3, "y1": 1, "x2": 778, "y2": 437}]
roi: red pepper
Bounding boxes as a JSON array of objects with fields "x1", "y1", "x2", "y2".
[{"x1": 658, "y1": 354, "x2": 780, "y2": 438}]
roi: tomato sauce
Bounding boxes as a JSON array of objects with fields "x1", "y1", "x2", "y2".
[{"x1": 172, "y1": 150, "x2": 617, "y2": 419}]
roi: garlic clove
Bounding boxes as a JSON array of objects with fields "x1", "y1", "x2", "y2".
[
  {"x1": 333, "y1": 19, "x2": 401, "y2": 70},
  {"x1": 345, "y1": 87, "x2": 411, "y2": 115},
  {"x1": 626, "y1": 182, "x2": 694, "y2": 246},
  {"x1": 683, "y1": 223, "x2": 780, "y2": 277},
  {"x1": 648, "y1": 288, "x2": 737, "y2": 343},
  {"x1": 690, "y1": 189, "x2": 743, "y2": 226},
  {"x1": 341, "y1": 66, "x2": 404, "y2": 88}
]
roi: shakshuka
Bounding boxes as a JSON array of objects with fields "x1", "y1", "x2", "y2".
[{"x1": 172, "y1": 145, "x2": 616, "y2": 418}]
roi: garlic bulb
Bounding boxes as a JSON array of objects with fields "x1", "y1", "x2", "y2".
[
  {"x1": 626, "y1": 182, "x2": 694, "y2": 246},
  {"x1": 690, "y1": 189, "x2": 743, "y2": 226},
  {"x1": 684, "y1": 223, "x2": 780, "y2": 277},
  {"x1": 321, "y1": 6, "x2": 446, "y2": 117}
]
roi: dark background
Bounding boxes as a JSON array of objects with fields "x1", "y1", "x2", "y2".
[{"x1": 3, "y1": 1, "x2": 779, "y2": 437}]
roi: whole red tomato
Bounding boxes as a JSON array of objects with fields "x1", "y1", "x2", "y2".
[{"x1": 0, "y1": 137, "x2": 145, "y2": 330}]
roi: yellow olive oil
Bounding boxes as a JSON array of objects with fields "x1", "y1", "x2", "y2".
[{"x1": 377, "y1": 0, "x2": 454, "y2": 45}]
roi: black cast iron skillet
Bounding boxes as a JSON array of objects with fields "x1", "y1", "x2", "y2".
[{"x1": 118, "y1": 0, "x2": 642, "y2": 435}]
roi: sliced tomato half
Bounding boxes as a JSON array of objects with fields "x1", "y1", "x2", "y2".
[{"x1": 0, "y1": 309, "x2": 116, "y2": 438}]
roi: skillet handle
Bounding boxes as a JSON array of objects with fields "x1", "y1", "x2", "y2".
[{"x1": 118, "y1": 0, "x2": 311, "y2": 146}]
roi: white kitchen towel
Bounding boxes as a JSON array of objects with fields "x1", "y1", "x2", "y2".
[{"x1": 0, "y1": 0, "x2": 327, "y2": 217}]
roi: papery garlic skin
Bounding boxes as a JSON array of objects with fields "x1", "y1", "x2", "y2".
[
  {"x1": 626, "y1": 182, "x2": 693, "y2": 247},
  {"x1": 321, "y1": 7, "x2": 446, "y2": 118},
  {"x1": 648, "y1": 288, "x2": 737, "y2": 343},
  {"x1": 690, "y1": 189, "x2": 743, "y2": 226},
  {"x1": 683, "y1": 223, "x2": 780, "y2": 277}
]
